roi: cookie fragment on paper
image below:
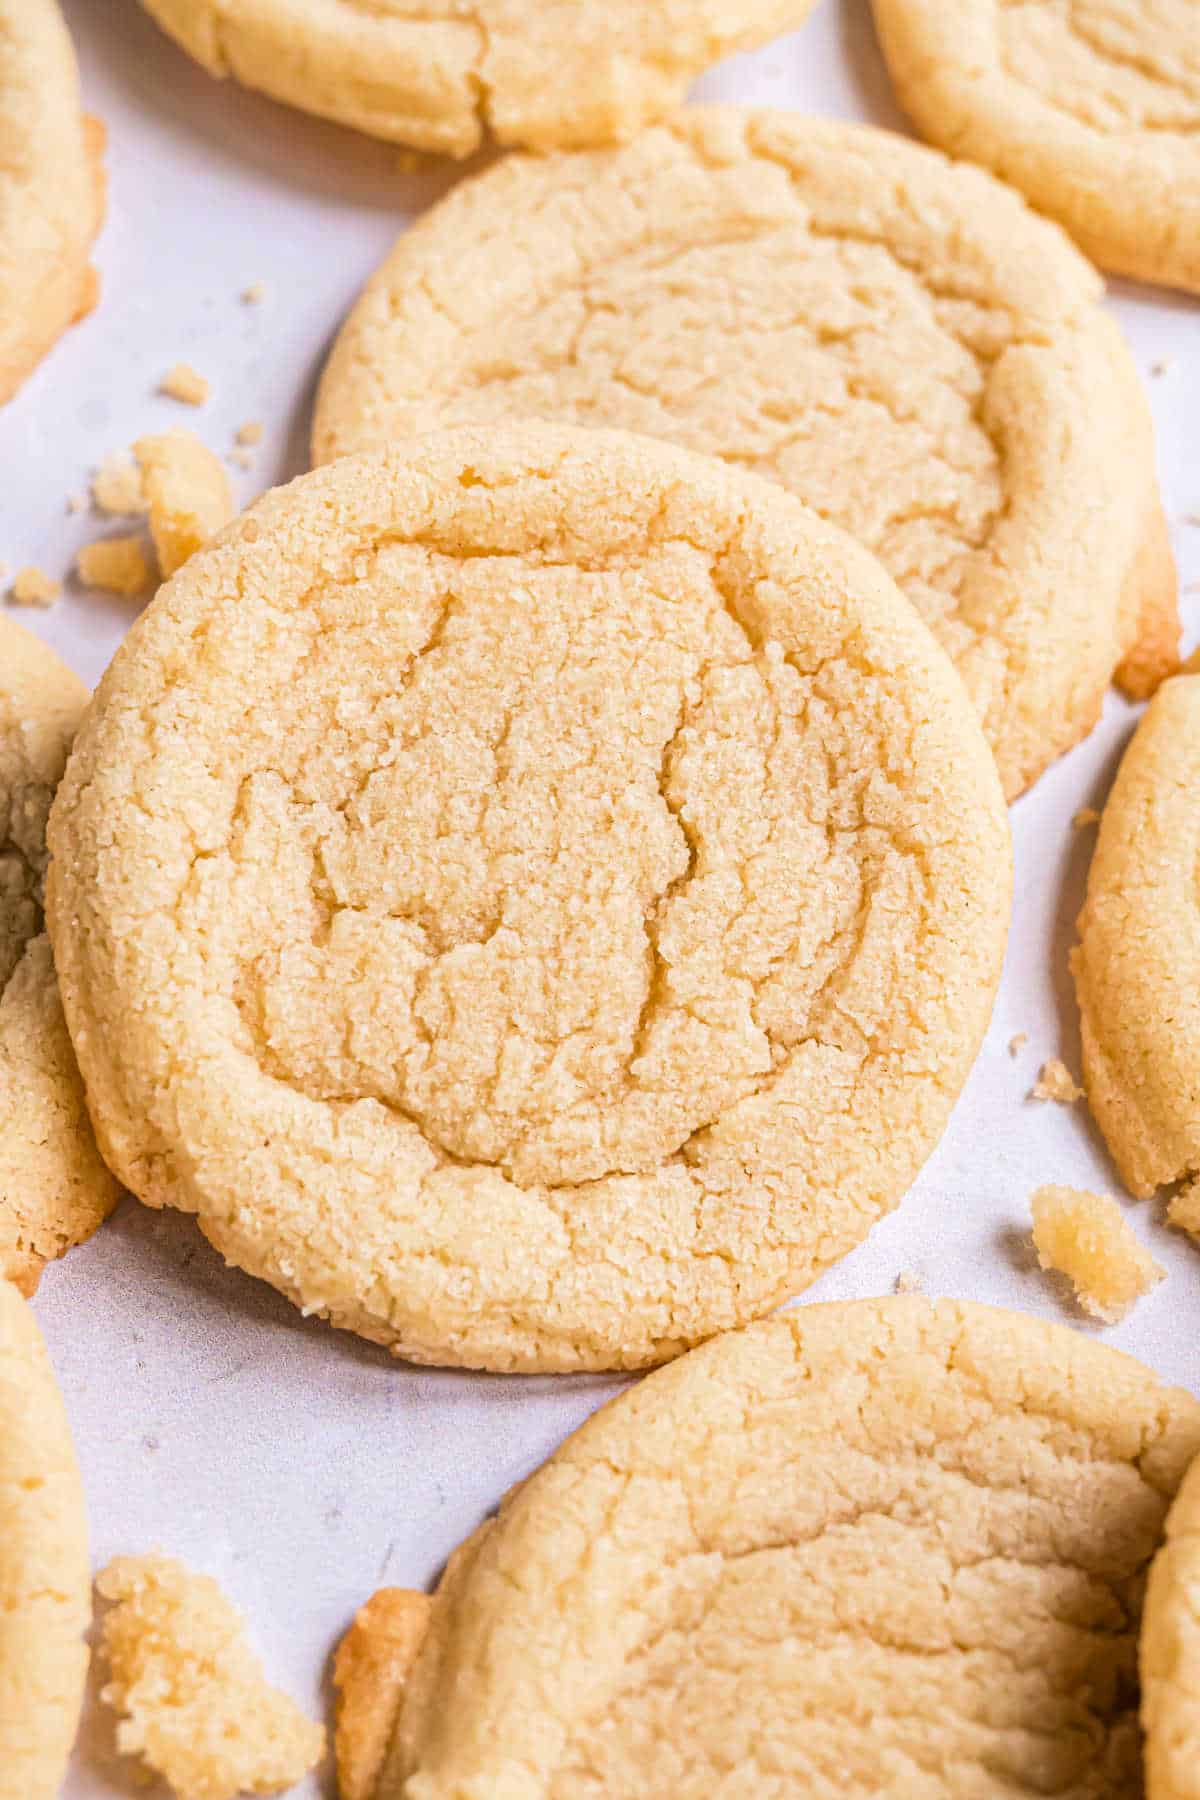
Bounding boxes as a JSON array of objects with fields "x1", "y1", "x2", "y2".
[
  {"x1": 91, "y1": 452, "x2": 148, "y2": 517},
  {"x1": 134, "y1": 431, "x2": 233, "y2": 578},
  {"x1": 1031, "y1": 1184, "x2": 1164, "y2": 1323},
  {"x1": 1031, "y1": 1058, "x2": 1083, "y2": 1105},
  {"x1": 334, "y1": 1589, "x2": 433, "y2": 1800},
  {"x1": 9, "y1": 565, "x2": 61, "y2": 608},
  {"x1": 97, "y1": 1553, "x2": 324, "y2": 1800},
  {"x1": 77, "y1": 535, "x2": 152, "y2": 598},
  {"x1": 160, "y1": 362, "x2": 210, "y2": 406}
]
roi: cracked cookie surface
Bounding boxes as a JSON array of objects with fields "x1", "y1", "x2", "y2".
[
  {"x1": 46, "y1": 426, "x2": 1010, "y2": 1372},
  {"x1": 313, "y1": 111, "x2": 1176, "y2": 799},
  {"x1": 351, "y1": 1298, "x2": 1200, "y2": 1797},
  {"x1": 0, "y1": 618, "x2": 119, "y2": 1294},
  {"x1": 1143, "y1": 1450, "x2": 1200, "y2": 1800},
  {"x1": 1073, "y1": 670, "x2": 1200, "y2": 1200},
  {"x1": 0, "y1": 1277, "x2": 90, "y2": 1800},
  {"x1": 0, "y1": 0, "x2": 105, "y2": 404},
  {"x1": 872, "y1": 0, "x2": 1200, "y2": 293},
  {"x1": 136, "y1": 0, "x2": 815, "y2": 156}
]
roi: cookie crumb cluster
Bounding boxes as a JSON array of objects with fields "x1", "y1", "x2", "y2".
[
  {"x1": 96, "y1": 1553, "x2": 324, "y2": 1800},
  {"x1": 74, "y1": 431, "x2": 233, "y2": 596},
  {"x1": 1031, "y1": 1059, "x2": 1083, "y2": 1105},
  {"x1": 8, "y1": 565, "x2": 61, "y2": 608},
  {"x1": 1031, "y1": 1185, "x2": 1165, "y2": 1323}
]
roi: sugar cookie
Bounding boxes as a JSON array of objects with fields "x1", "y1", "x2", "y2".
[
  {"x1": 1073, "y1": 671, "x2": 1200, "y2": 1199},
  {"x1": 138, "y1": 0, "x2": 816, "y2": 156},
  {"x1": 313, "y1": 112, "x2": 1176, "y2": 798},
  {"x1": 345, "y1": 1298, "x2": 1200, "y2": 1797},
  {"x1": 0, "y1": 0, "x2": 105, "y2": 404},
  {"x1": 1143, "y1": 1451, "x2": 1200, "y2": 1800},
  {"x1": 1, "y1": 618, "x2": 119, "y2": 1294},
  {"x1": 0, "y1": 1277, "x2": 90, "y2": 1800},
  {"x1": 871, "y1": 0, "x2": 1200, "y2": 294},
  {"x1": 46, "y1": 426, "x2": 1010, "y2": 1372}
]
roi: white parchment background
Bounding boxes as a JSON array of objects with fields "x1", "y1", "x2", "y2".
[{"x1": 2, "y1": 2, "x2": 1197, "y2": 1793}]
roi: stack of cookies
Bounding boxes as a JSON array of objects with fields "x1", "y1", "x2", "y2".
[{"x1": 2, "y1": 1, "x2": 1199, "y2": 1796}]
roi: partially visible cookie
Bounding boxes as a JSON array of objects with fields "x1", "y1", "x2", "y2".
[
  {"x1": 871, "y1": 0, "x2": 1200, "y2": 294},
  {"x1": 1073, "y1": 670, "x2": 1200, "y2": 1199},
  {"x1": 358, "y1": 1298, "x2": 1200, "y2": 1796},
  {"x1": 313, "y1": 111, "x2": 1176, "y2": 798},
  {"x1": 97, "y1": 1553, "x2": 325, "y2": 1800},
  {"x1": 0, "y1": 0, "x2": 105, "y2": 403},
  {"x1": 1, "y1": 618, "x2": 119, "y2": 1293},
  {"x1": 1143, "y1": 1453, "x2": 1200, "y2": 1800},
  {"x1": 334, "y1": 1590, "x2": 433, "y2": 1800},
  {"x1": 138, "y1": 0, "x2": 816, "y2": 156},
  {"x1": 47, "y1": 425, "x2": 1010, "y2": 1372},
  {"x1": 0, "y1": 1276, "x2": 90, "y2": 1800}
]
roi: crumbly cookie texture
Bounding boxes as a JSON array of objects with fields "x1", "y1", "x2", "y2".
[
  {"x1": 0, "y1": 1277, "x2": 90, "y2": 1800},
  {"x1": 9, "y1": 566, "x2": 61, "y2": 609},
  {"x1": 334, "y1": 1590, "x2": 433, "y2": 1800},
  {"x1": 371, "y1": 1297, "x2": 1200, "y2": 1797},
  {"x1": 135, "y1": 431, "x2": 233, "y2": 578},
  {"x1": 1031, "y1": 1182, "x2": 1165, "y2": 1323},
  {"x1": 77, "y1": 535, "x2": 153, "y2": 598},
  {"x1": 96, "y1": 1553, "x2": 325, "y2": 1800},
  {"x1": 1073, "y1": 672, "x2": 1200, "y2": 1199},
  {"x1": 313, "y1": 110, "x2": 1176, "y2": 799},
  {"x1": 0, "y1": 1, "x2": 104, "y2": 405},
  {"x1": 871, "y1": 0, "x2": 1200, "y2": 295},
  {"x1": 138, "y1": 0, "x2": 816, "y2": 156},
  {"x1": 1031, "y1": 1057, "x2": 1084, "y2": 1104},
  {"x1": 45, "y1": 425, "x2": 1010, "y2": 1373},
  {"x1": 0, "y1": 617, "x2": 118, "y2": 1294},
  {"x1": 1143, "y1": 1452, "x2": 1200, "y2": 1800},
  {"x1": 92, "y1": 452, "x2": 148, "y2": 517}
]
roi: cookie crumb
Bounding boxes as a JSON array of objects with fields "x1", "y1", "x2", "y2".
[
  {"x1": 97, "y1": 1553, "x2": 325, "y2": 1800},
  {"x1": 1031, "y1": 1184, "x2": 1164, "y2": 1323},
  {"x1": 242, "y1": 281, "x2": 266, "y2": 305},
  {"x1": 334, "y1": 1589, "x2": 432, "y2": 1800},
  {"x1": 235, "y1": 421, "x2": 263, "y2": 447},
  {"x1": 1151, "y1": 358, "x2": 1175, "y2": 378},
  {"x1": 77, "y1": 536, "x2": 152, "y2": 597},
  {"x1": 1031, "y1": 1058, "x2": 1083, "y2": 1104},
  {"x1": 66, "y1": 491, "x2": 87, "y2": 515},
  {"x1": 134, "y1": 431, "x2": 233, "y2": 577},
  {"x1": 9, "y1": 565, "x2": 61, "y2": 608},
  {"x1": 1073, "y1": 807, "x2": 1100, "y2": 829},
  {"x1": 160, "y1": 363, "x2": 210, "y2": 406},
  {"x1": 893, "y1": 1269, "x2": 923, "y2": 1295},
  {"x1": 1168, "y1": 1178, "x2": 1200, "y2": 1241},
  {"x1": 91, "y1": 453, "x2": 147, "y2": 517},
  {"x1": 1008, "y1": 1032, "x2": 1027, "y2": 1057}
]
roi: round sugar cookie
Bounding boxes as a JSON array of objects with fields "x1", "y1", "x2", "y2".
[
  {"x1": 46, "y1": 426, "x2": 1010, "y2": 1373},
  {"x1": 1073, "y1": 668, "x2": 1200, "y2": 1201},
  {"x1": 341, "y1": 1298, "x2": 1200, "y2": 1797},
  {"x1": 313, "y1": 111, "x2": 1178, "y2": 801},
  {"x1": 0, "y1": 618, "x2": 119, "y2": 1294},
  {"x1": 137, "y1": 0, "x2": 816, "y2": 157},
  {"x1": 0, "y1": 0, "x2": 105, "y2": 404},
  {"x1": 1143, "y1": 1451, "x2": 1200, "y2": 1800},
  {"x1": 0, "y1": 1277, "x2": 90, "y2": 1800},
  {"x1": 871, "y1": 0, "x2": 1200, "y2": 295}
]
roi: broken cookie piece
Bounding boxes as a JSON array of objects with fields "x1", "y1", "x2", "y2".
[
  {"x1": 97, "y1": 1553, "x2": 324, "y2": 1800},
  {"x1": 1031, "y1": 1184, "x2": 1165, "y2": 1324},
  {"x1": 334, "y1": 1588, "x2": 432, "y2": 1800},
  {"x1": 77, "y1": 535, "x2": 152, "y2": 597},
  {"x1": 134, "y1": 431, "x2": 233, "y2": 578},
  {"x1": 1031, "y1": 1059, "x2": 1084, "y2": 1105}
]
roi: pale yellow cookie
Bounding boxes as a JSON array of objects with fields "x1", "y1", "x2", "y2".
[
  {"x1": 347, "y1": 1298, "x2": 1200, "y2": 1798},
  {"x1": 0, "y1": 1277, "x2": 90, "y2": 1800},
  {"x1": 97, "y1": 1553, "x2": 325, "y2": 1800},
  {"x1": 1143, "y1": 1452, "x2": 1200, "y2": 1800},
  {"x1": 0, "y1": 617, "x2": 119, "y2": 1294},
  {"x1": 871, "y1": 0, "x2": 1200, "y2": 294},
  {"x1": 313, "y1": 111, "x2": 1176, "y2": 799},
  {"x1": 46, "y1": 426, "x2": 1010, "y2": 1372},
  {"x1": 0, "y1": 0, "x2": 105, "y2": 404},
  {"x1": 138, "y1": 0, "x2": 816, "y2": 157},
  {"x1": 1073, "y1": 671, "x2": 1200, "y2": 1199}
]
